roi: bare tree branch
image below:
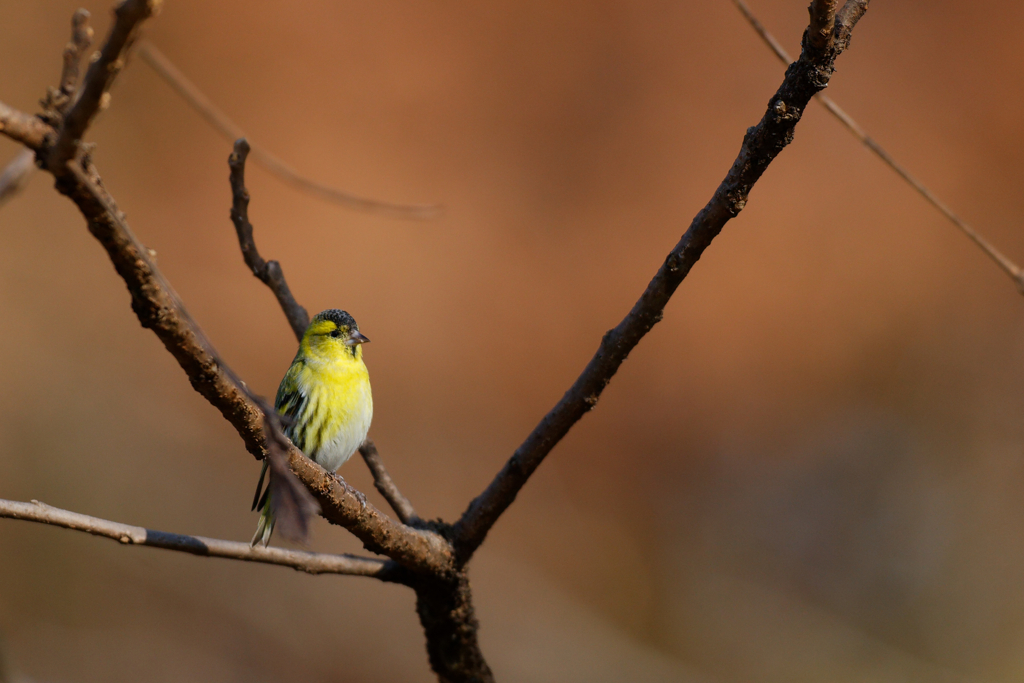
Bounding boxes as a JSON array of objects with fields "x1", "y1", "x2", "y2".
[
  {"x1": 229, "y1": 138, "x2": 310, "y2": 341},
  {"x1": 0, "y1": 10, "x2": 451, "y2": 578},
  {"x1": 49, "y1": 0, "x2": 160, "y2": 170},
  {"x1": 835, "y1": 0, "x2": 869, "y2": 44},
  {"x1": 0, "y1": 3, "x2": 885, "y2": 679},
  {"x1": 0, "y1": 102, "x2": 50, "y2": 149},
  {"x1": 62, "y1": 155, "x2": 449, "y2": 572},
  {"x1": 452, "y1": 0, "x2": 874, "y2": 562},
  {"x1": 732, "y1": 0, "x2": 1024, "y2": 293},
  {"x1": 0, "y1": 11, "x2": 92, "y2": 211},
  {"x1": 807, "y1": 0, "x2": 839, "y2": 51},
  {"x1": 0, "y1": 498, "x2": 404, "y2": 581},
  {"x1": 59, "y1": 9, "x2": 93, "y2": 104},
  {"x1": 0, "y1": 150, "x2": 35, "y2": 207},
  {"x1": 137, "y1": 41, "x2": 441, "y2": 220},
  {"x1": 360, "y1": 440, "x2": 420, "y2": 525}
]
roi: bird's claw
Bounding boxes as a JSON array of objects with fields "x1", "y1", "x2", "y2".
[{"x1": 332, "y1": 472, "x2": 367, "y2": 512}]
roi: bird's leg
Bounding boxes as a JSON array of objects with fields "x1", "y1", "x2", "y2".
[{"x1": 332, "y1": 472, "x2": 367, "y2": 512}]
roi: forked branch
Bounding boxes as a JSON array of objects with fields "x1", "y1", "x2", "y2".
[
  {"x1": 732, "y1": 0, "x2": 1024, "y2": 294},
  {"x1": 0, "y1": 1, "x2": 882, "y2": 679},
  {"x1": 0, "y1": 3, "x2": 448, "y2": 577},
  {"x1": 49, "y1": 0, "x2": 159, "y2": 170}
]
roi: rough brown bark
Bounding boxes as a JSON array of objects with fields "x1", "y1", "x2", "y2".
[{"x1": 414, "y1": 572, "x2": 494, "y2": 683}]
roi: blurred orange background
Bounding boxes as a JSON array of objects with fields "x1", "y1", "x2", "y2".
[{"x1": 3, "y1": 1, "x2": 1024, "y2": 681}]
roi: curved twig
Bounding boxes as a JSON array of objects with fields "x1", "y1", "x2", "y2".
[
  {"x1": 138, "y1": 41, "x2": 442, "y2": 220},
  {"x1": 360, "y1": 440, "x2": 419, "y2": 525},
  {"x1": 229, "y1": 138, "x2": 309, "y2": 340},
  {"x1": 59, "y1": 9, "x2": 94, "y2": 103},
  {"x1": 0, "y1": 498, "x2": 404, "y2": 581}
]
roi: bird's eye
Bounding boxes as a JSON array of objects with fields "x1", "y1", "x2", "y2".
[{"x1": 329, "y1": 329, "x2": 342, "y2": 339}]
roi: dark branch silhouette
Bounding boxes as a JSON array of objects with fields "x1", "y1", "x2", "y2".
[
  {"x1": 452, "y1": 0, "x2": 872, "y2": 562},
  {"x1": 732, "y1": 0, "x2": 1024, "y2": 294},
  {"x1": 229, "y1": 138, "x2": 310, "y2": 341}
]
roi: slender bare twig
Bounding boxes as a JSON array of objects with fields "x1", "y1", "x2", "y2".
[
  {"x1": 360, "y1": 440, "x2": 419, "y2": 525},
  {"x1": 452, "y1": 0, "x2": 873, "y2": 562},
  {"x1": 59, "y1": 9, "x2": 93, "y2": 103},
  {"x1": 229, "y1": 139, "x2": 310, "y2": 341},
  {"x1": 0, "y1": 498, "x2": 404, "y2": 581},
  {"x1": 835, "y1": 0, "x2": 869, "y2": 41},
  {"x1": 137, "y1": 41, "x2": 441, "y2": 220},
  {"x1": 807, "y1": 0, "x2": 839, "y2": 51},
  {"x1": 49, "y1": 0, "x2": 159, "y2": 169},
  {"x1": 0, "y1": 150, "x2": 35, "y2": 207},
  {"x1": 0, "y1": 102, "x2": 50, "y2": 150},
  {"x1": 1, "y1": 11, "x2": 91, "y2": 212},
  {"x1": 732, "y1": 0, "x2": 1024, "y2": 293}
]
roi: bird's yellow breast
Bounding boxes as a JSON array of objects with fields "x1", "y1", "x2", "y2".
[{"x1": 277, "y1": 349, "x2": 372, "y2": 472}]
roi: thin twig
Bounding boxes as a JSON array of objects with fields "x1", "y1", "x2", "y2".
[
  {"x1": 229, "y1": 139, "x2": 310, "y2": 341},
  {"x1": 0, "y1": 150, "x2": 35, "y2": 207},
  {"x1": 0, "y1": 102, "x2": 50, "y2": 150},
  {"x1": 452, "y1": 0, "x2": 873, "y2": 562},
  {"x1": 50, "y1": 0, "x2": 159, "y2": 169},
  {"x1": 732, "y1": 0, "x2": 1024, "y2": 293},
  {"x1": 59, "y1": 9, "x2": 93, "y2": 102},
  {"x1": 0, "y1": 498, "x2": 404, "y2": 581},
  {"x1": 360, "y1": 440, "x2": 419, "y2": 525},
  {"x1": 807, "y1": 0, "x2": 839, "y2": 51},
  {"x1": 137, "y1": 41, "x2": 441, "y2": 220}
]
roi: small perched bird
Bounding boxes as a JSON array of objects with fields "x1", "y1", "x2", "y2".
[{"x1": 251, "y1": 309, "x2": 373, "y2": 546}]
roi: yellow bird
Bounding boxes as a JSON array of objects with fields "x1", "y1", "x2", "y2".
[{"x1": 251, "y1": 309, "x2": 372, "y2": 546}]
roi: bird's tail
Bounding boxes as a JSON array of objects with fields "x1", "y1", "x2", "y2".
[
  {"x1": 250, "y1": 460, "x2": 275, "y2": 547},
  {"x1": 251, "y1": 497, "x2": 275, "y2": 547}
]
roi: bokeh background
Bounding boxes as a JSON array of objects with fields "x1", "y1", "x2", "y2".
[{"x1": 2, "y1": 1, "x2": 1024, "y2": 681}]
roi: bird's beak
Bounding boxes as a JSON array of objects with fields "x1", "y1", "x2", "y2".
[{"x1": 346, "y1": 331, "x2": 370, "y2": 346}]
